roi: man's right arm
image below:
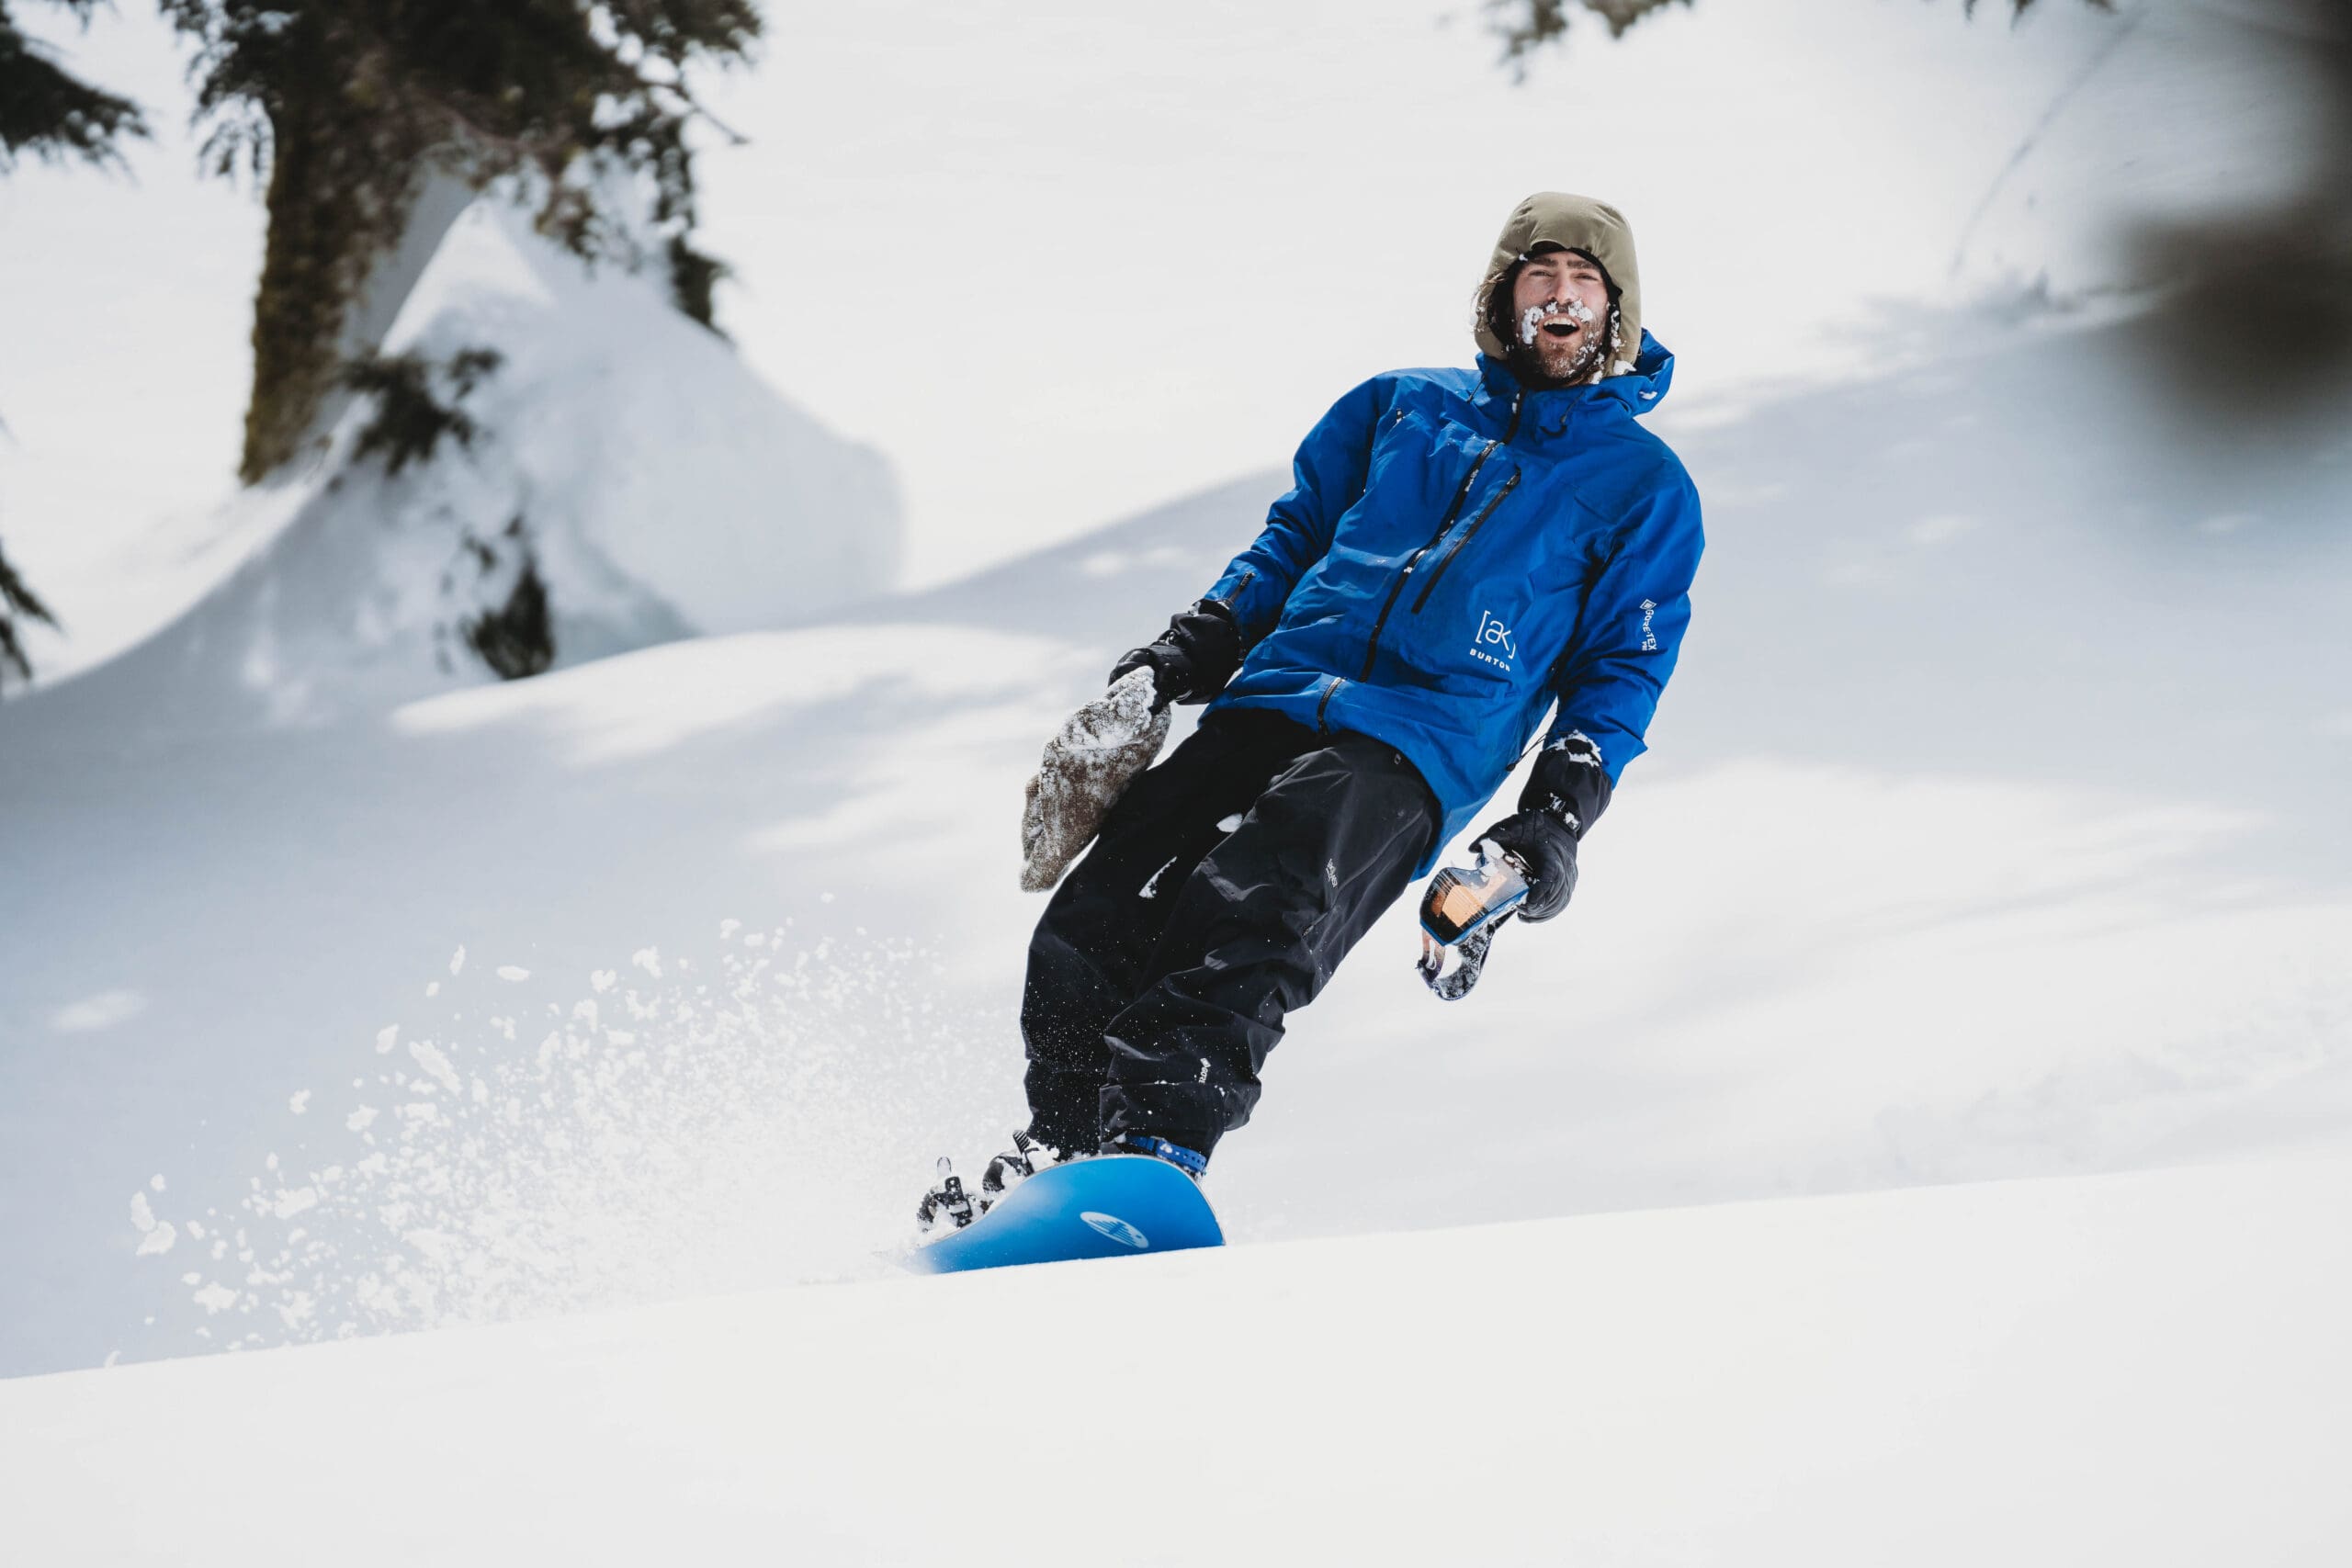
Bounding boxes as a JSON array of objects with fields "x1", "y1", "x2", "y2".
[{"x1": 1115, "y1": 377, "x2": 1385, "y2": 705}]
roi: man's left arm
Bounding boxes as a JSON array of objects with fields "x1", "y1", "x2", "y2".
[{"x1": 1476, "y1": 472, "x2": 1705, "y2": 920}]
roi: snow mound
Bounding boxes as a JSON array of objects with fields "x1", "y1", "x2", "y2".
[{"x1": 43, "y1": 203, "x2": 901, "y2": 726}]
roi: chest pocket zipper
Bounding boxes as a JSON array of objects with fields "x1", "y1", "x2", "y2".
[
  {"x1": 1358, "y1": 440, "x2": 1498, "y2": 680},
  {"x1": 1410, "y1": 469, "x2": 1521, "y2": 614}
]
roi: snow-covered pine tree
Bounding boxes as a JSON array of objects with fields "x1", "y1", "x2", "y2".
[
  {"x1": 334, "y1": 347, "x2": 561, "y2": 681},
  {"x1": 157, "y1": 0, "x2": 762, "y2": 482}
]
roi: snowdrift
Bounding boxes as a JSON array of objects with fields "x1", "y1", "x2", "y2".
[{"x1": 28, "y1": 203, "x2": 901, "y2": 726}]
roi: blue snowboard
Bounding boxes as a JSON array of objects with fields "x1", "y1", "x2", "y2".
[{"x1": 905, "y1": 1154, "x2": 1224, "y2": 1275}]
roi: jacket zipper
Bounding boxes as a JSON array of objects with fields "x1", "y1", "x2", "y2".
[
  {"x1": 1315, "y1": 676, "x2": 1340, "y2": 734},
  {"x1": 1409, "y1": 469, "x2": 1520, "y2": 614},
  {"x1": 1356, "y1": 390, "x2": 1522, "y2": 681}
]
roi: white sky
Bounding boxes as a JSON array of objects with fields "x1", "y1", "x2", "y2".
[{"x1": 0, "y1": 0, "x2": 2310, "y2": 612}]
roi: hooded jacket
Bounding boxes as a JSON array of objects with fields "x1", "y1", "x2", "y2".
[{"x1": 1200, "y1": 194, "x2": 1704, "y2": 874}]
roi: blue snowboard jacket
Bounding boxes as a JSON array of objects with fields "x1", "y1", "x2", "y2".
[{"x1": 1203, "y1": 332, "x2": 1704, "y2": 874}]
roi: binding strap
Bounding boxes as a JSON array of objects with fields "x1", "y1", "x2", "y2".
[{"x1": 1115, "y1": 1134, "x2": 1209, "y2": 1178}]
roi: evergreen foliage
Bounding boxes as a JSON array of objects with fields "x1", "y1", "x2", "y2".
[
  {"x1": 343, "y1": 346, "x2": 504, "y2": 478},
  {"x1": 0, "y1": 529, "x2": 60, "y2": 692},
  {"x1": 1490, "y1": 0, "x2": 2111, "y2": 73},
  {"x1": 339, "y1": 359, "x2": 556, "y2": 681},
  {"x1": 439, "y1": 522, "x2": 552, "y2": 682},
  {"x1": 0, "y1": 0, "x2": 147, "y2": 170},
  {"x1": 153, "y1": 0, "x2": 762, "y2": 479},
  {"x1": 668, "y1": 232, "x2": 732, "y2": 335},
  {"x1": 0, "y1": 1, "x2": 150, "y2": 686},
  {"x1": 456, "y1": 516, "x2": 554, "y2": 681}
]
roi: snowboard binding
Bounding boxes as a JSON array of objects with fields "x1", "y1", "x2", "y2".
[
  {"x1": 980, "y1": 1129, "x2": 1054, "y2": 1206},
  {"x1": 919, "y1": 1134, "x2": 1080, "y2": 1236},
  {"x1": 915, "y1": 1156, "x2": 978, "y2": 1233}
]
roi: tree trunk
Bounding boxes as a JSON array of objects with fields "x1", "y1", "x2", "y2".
[{"x1": 240, "y1": 123, "x2": 473, "y2": 483}]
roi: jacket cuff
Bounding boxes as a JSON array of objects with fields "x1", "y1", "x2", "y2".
[
  {"x1": 1517, "y1": 731, "x2": 1612, "y2": 838},
  {"x1": 1164, "y1": 599, "x2": 1243, "y2": 703},
  {"x1": 1125, "y1": 599, "x2": 1243, "y2": 705}
]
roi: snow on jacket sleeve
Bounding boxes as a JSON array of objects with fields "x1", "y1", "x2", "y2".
[
  {"x1": 1544, "y1": 467, "x2": 1705, "y2": 784},
  {"x1": 1204, "y1": 378, "x2": 1385, "y2": 646}
]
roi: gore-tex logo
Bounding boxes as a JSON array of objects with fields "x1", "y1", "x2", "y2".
[
  {"x1": 1639, "y1": 598, "x2": 1659, "y2": 651},
  {"x1": 1470, "y1": 610, "x2": 1516, "y2": 672}
]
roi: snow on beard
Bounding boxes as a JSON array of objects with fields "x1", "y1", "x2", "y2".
[
  {"x1": 1520, "y1": 297, "x2": 1596, "y2": 345},
  {"x1": 1513, "y1": 296, "x2": 1617, "y2": 385}
]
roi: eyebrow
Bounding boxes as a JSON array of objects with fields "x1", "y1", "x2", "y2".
[{"x1": 1525, "y1": 252, "x2": 1600, "y2": 270}]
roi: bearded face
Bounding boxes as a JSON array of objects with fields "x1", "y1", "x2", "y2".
[{"x1": 1499, "y1": 247, "x2": 1618, "y2": 389}]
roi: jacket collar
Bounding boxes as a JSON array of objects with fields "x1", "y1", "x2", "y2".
[{"x1": 1473, "y1": 331, "x2": 1675, "y2": 439}]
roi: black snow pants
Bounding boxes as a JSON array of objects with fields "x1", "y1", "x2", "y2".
[{"x1": 1021, "y1": 706, "x2": 1442, "y2": 1164}]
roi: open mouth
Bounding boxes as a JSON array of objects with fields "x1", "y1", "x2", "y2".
[{"x1": 1520, "y1": 300, "x2": 1596, "y2": 347}]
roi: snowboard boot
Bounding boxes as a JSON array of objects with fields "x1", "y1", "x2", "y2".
[
  {"x1": 978, "y1": 1129, "x2": 1081, "y2": 1213},
  {"x1": 1103, "y1": 1133, "x2": 1209, "y2": 1180},
  {"x1": 915, "y1": 1156, "x2": 979, "y2": 1235}
]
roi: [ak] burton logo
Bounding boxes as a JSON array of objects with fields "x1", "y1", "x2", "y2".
[
  {"x1": 1080, "y1": 1211, "x2": 1149, "y2": 1249},
  {"x1": 1470, "y1": 610, "x2": 1516, "y2": 672}
]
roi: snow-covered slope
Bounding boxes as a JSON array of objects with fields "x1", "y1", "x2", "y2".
[
  {"x1": 4, "y1": 1154, "x2": 2346, "y2": 1566},
  {"x1": 4, "y1": 283, "x2": 2348, "y2": 1380}
]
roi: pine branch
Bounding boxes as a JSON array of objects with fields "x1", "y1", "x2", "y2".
[
  {"x1": 1489, "y1": 0, "x2": 2116, "y2": 74},
  {"x1": 621, "y1": 58, "x2": 752, "y2": 148},
  {"x1": 0, "y1": 532, "x2": 61, "y2": 686},
  {"x1": 0, "y1": 1, "x2": 150, "y2": 171}
]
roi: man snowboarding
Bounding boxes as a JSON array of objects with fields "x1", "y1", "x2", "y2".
[{"x1": 922, "y1": 191, "x2": 1705, "y2": 1229}]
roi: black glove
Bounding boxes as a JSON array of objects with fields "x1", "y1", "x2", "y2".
[
  {"x1": 1109, "y1": 599, "x2": 1244, "y2": 711},
  {"x1": 1473, "y1": 733, "x2": 1612, "y2": 922}
]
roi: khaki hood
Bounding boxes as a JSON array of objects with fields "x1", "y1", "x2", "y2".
[{"x1": 1475, "y1": 191, "x2": 1644, "y2": 378}]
